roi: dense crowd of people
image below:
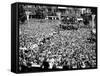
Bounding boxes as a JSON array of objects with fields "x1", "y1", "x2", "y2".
[{"x1": 19, "y1": 20, "x2": 96, "y2": 71}]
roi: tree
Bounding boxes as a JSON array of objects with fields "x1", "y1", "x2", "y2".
[{"x1": 18, "y1": 5, "x2": 26, "y2": 24}]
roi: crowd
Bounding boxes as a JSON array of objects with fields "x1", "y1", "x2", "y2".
[{"x1": 19, "y1": 21, "x2": 96, "y2": 71}]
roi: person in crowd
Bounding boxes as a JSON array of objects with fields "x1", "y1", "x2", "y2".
[{"x1": 41, "y1": 58, "x2": 49, "y2": 69}]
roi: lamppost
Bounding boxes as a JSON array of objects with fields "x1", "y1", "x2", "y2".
[
  {"x1": 25, "y1": 11, "x2": 31, "y2": 25},
  {"x1": 91, "y1": 14, "x2": 96, "y2": 34},
  {"x1": 92, "y1": 14, "x2": 95, "y2": 28}
]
